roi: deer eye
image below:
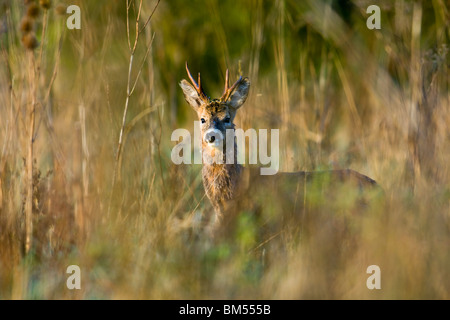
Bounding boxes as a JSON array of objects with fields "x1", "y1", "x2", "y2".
[{"x1": 201, "y1": 118, "x2": 206, "y2": 124}]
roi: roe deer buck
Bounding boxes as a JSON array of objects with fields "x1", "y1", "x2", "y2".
[{"x1": 180, "y1": 63, "x2": 380, "y2": 238}]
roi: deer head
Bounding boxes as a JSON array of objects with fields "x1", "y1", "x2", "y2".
[{"x1": 180, "y1": 63, "x2": 250, "y2": 163}]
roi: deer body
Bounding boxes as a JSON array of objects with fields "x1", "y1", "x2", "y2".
[{"x1": 180, "y1": 64, "x2": 379, "y2": 236}]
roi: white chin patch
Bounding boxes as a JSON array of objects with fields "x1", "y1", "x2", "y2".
[{"x1": 206, "y1": 141, "x2": 222, "y2": 150}]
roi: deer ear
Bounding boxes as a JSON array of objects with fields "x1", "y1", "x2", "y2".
[
  {"x1": 228, "y1": 77, "x2": 250, "y2": 110},
  {"x1": 180, "y1": 79, "x2": 205, "y2": 110}
]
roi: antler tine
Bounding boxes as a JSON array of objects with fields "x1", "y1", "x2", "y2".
[
  {"x1": 229, "y1": 75, "x2": 243, "y2": 93},
  {"x1": 221, "y1": 69, "x2": 242, "y2": 102}
]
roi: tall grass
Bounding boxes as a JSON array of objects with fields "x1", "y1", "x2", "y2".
[{"x1": 0, "y1": 0, "x2": 449, "y2": 299}]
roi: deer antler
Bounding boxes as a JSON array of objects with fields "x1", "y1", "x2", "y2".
[
  {"x1": 185, "y1": 62, "x2": 208, "y2": 102},
  {"x1": 220, "y1": 69, "x2": 242, "y2": 102}
]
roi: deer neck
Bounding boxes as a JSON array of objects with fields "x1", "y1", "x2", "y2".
[{"x1": 201, "y1": 139, "x2": 242, "y2": 211}]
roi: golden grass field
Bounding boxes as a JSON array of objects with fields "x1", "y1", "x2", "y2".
[{"x1": 0, "y1": 0, "x2": 449, "y2": 299}]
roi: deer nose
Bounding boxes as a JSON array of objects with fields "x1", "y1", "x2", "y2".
[{"x1": 204, "y1": 128, "x2": 222, "y2": 146}]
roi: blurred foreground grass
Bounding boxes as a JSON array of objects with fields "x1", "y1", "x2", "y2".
[{"x1": 0, "y1": 0, "x2": 449, "y2": 299}]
